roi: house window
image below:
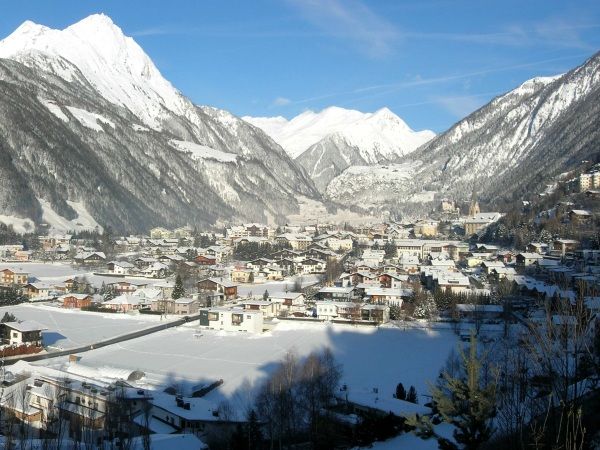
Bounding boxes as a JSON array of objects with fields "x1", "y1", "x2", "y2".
[{"x1": 12, "y1": 332, "x2": 18, "y2": 338}]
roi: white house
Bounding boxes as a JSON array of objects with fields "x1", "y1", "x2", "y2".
[
  {"x1": 107, "y1": 261, "x2": 135, "y2": 275},
  {"x1": 268, "y1": 292, "x2": 305, "y2": 312},
  {"x1": 198, "y1": 307, "x2": 263, "y2": 333},
  {"x1": 364, "y1": 287, "x2": 404, "y2": 307},
  {"x1": 242, "y1": 300, "x2": 280, "y2": 318},
  {"x1": 315, "y1": 301, "x2": 360, "y2": 321},
  {"x1": 103, "y1": 294, "x2": 146, "y2": 312},
  {"x1": 2, "y1": 321, "x2": 46, "y2": 346},
  {"x1": 435, "y1": 272, "x2": 471, "y2": 294}
]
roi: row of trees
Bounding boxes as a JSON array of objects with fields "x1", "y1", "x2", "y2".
[
  {"x1": 233, "y1": 242, "x2": 292, "y2": 261},
  {"x1": 0, "y1": 288, "x2": 27, "y2": 306}
]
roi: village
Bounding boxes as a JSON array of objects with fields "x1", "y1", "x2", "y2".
[{"x1": 0, "y1": 168, "x2": 598, "y2": 449}]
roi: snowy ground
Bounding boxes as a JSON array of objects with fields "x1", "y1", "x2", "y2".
[
  {"x1": 42, "y1": 320, "x2": 459, "y2": 408},
  {"x1": 0, "y1": 303, "x2": 168, "y2": 349},
  {"x1": 236, "y1": 274, "x2": 320, "y2": 296},
  {"x1": 0, "y1": 262, "x2": 88, "y2": 279},
  {"x1": 0, "y1": 261, "x2": 163, "y2": 289},
  {"x1": 355, "y1": 423, "x2": 454, "y2": 450}
]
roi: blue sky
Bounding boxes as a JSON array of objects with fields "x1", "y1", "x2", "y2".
[{"x1": 1, "y1": 0, "x2": 599, "y2": 132}]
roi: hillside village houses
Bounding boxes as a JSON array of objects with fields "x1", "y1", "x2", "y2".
[
  {"x1": 0, "y1": 360, "x2": 219, "y2": 447},
  {"x1": 0, "y1": 200, "x2": 597, "y2": 333}
]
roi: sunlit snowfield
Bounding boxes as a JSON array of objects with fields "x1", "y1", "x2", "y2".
[
  {"x1": 0, "y1": 303, "x2": 164, "y2": 349},
  {"x1": 51, "y1": 320, "x2": 458, "y2": 403}
]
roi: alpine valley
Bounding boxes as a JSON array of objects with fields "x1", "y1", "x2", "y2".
[
  {"x1": 0, "y1": 13, "x2": 599, "y2": 233},
  {"x1": 251, "y1": 54, "x2": 600, "y2": 211}
]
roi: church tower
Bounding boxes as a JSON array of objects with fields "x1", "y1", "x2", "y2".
[{"x1": 468, "y1": 190, "x2": 480, "y2": 217}]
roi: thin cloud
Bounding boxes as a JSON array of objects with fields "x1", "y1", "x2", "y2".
[
  {"x1": 131, "y1": 25, "x2": 182, "y2": 37},
  {"x1": 285, "y1": 0, "x2": 399, "y2": 57},
  {"x1": 401, "y1": 20, "x2": 599, "y2": 49},
  {"x1": 344, "y1": 91, "x2": 504, "y2": 110},
  {"x1": 271, "y1": 97, "x2": 292, "y2": 107},
  {"x1": 286, "y1": 53, "x2": 588, "y2": 106},
  {"x1": 131, "y1": 14, "x2": 598, "y2": 52}
]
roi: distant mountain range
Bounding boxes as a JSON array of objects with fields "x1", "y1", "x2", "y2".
[
  {"x1": 244, "y1": 107, "x2": 435, "y2": 192},
  {"x1": 297, "y1": 54, "x2": 600, "y2": 211},
  {"x1": 0, "y1": 14, "x2": 598, "y2": 232}
]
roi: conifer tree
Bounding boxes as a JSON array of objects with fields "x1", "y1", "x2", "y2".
[
  {"x1": 172, "y1": 274, "x2": 185, "y2": 299},
  {"x1": 103, "y1": 285, "x2": 116, "y2": 302},
  {"x1": 410, "y1": 334, "x2": 497, "y2": 450},
  {"x1": 406, "y1": 385, "x2": 418, "y2": 404},
  {"x1": 395, "y1": 383, "x2": 406, "y2": 400},
  {"x1": 433, "y1": 335, "x2": 497, "y2": 450}
]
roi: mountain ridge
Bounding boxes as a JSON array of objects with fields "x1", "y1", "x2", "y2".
[
  {"x1": 0, "y1": 14, "x2": 321, "y2": 233},
  {"x1": 324, "y1": 52, "x2": 600, "y2": 211}
]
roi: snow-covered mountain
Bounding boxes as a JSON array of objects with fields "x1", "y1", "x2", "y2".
[
  {"x1": 0, "y1": 14, "x2": 319, "y2": 232},
  {"x1": 244, "y1": 106, "x2": 435, "y2": 192},
  {"x1": 0, "y1": 15, "x2": 190, "y2": 131},
  {"x1": 326, "y1": 52, "x2": 600, "y2": 210}
]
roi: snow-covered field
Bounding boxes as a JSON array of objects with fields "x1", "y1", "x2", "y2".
[
  {"x1": 0, "y1": 303, "x2": 165, "y2": 349},
  {"x1": 57, "y1": 320, "x2": 458, "y2": 405},
  {"x1": 0, "y1": 214, "x2": 35, "y2": 234},
  {"x1": 0, "y1": 261, "x2": 162, "y2": 289},
  {"x1": 37, "y1": 199, "x2": 103, "y2": 233},
  {"x1": 236, "y1": 274, "x2": 320, "y2": 296},
  {"x1": 0, "y1": 262, "x2": 88, "y2": 279}
]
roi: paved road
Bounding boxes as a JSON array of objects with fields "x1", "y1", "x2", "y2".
[{"x1": 5, "y1": 314, "x2": 200, "y2": 366}]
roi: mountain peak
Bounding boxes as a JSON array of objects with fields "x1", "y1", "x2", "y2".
[
  {"x1": 12, "y1": 19, "x2": 50, "y2": 36},
  {"x1": 65, "y1": 13, "x2": 126, "y2": 49},
  {"x1": 0, "y1": 14, "x2": 188, "y2": 129},
  {"x1": 70, "y1": 13, "x2": 115, "y2": 28},
  {"x1": 370, "y1": 107, "x2": 410, "y2": 130}
]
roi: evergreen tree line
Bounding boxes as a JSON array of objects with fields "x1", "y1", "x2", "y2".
[
  {"x1": 233, "y1": 241, "x2": 292, "y2": 261},
  {"x1": 0, "y1": 287, "x2": 27, "y2": 306}
]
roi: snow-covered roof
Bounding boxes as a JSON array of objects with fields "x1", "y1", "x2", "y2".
[
  {"x1": 108, "y1": 260, "x2": 134, "y2": 268},
  {"x1": 342, "y1": 388, "x2": 430, "y2": 417},
  {"x1": 104, "y1": 294, "x2": 142, "y2": 306},
  {"x1": 319, "y1": 286, "x2": 355, "y2": 294},
  {"x1": 66, "y1": 363, "x2": 143, "y2": 382},
  {"x1": 3, "y1": 320, "x2": 47, "y2": 332},
  {"x1": 365, "y1": 287, "x2": 403, "y2": 297}
]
